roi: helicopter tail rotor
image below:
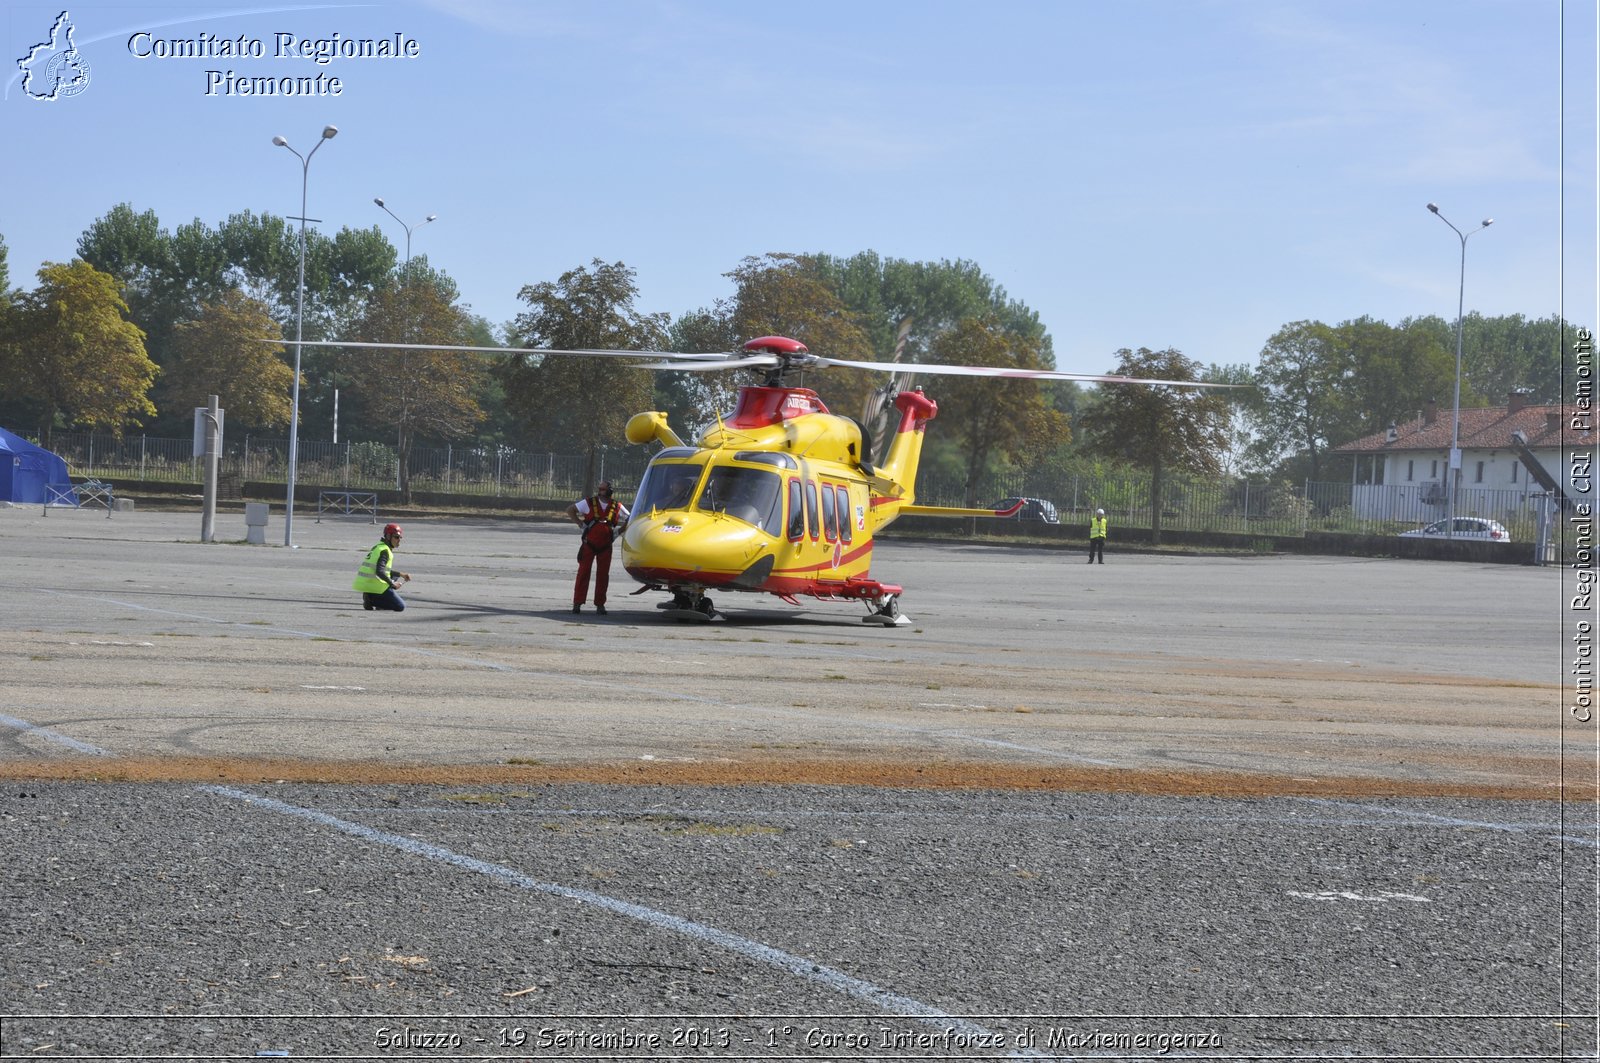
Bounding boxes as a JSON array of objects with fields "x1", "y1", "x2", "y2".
[{"x1": 859, "y1": 316, "x2": 915, "y2": 464}]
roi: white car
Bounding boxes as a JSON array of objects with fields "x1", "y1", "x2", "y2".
[{"x1": 1399, "y1": 517, "x2": 1512, "y2": 543}]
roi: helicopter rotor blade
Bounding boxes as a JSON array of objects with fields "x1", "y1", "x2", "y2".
[
  {"x1": 264, "y1": 338, "x2": 748, "y2": 363},
  {"x1": 264, "y1": 337, "x2": 1241, "y2": 388},
  {"x1": 630, "y1": 354, "x2": 780, "y2": 372},
  {"x1": 268, "y1": 339, "x2": 674, "y2": 359},
  {"x1": 812, "y1": 355, "x2": 1242, "y2": 389}
]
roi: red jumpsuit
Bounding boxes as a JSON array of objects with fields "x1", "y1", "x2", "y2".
[{"x1": 573, "y1": 496, "x2": 627, "y2": 609}]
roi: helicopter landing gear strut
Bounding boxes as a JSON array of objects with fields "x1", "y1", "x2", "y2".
[
  {"x1": 862, "y1": 592, "x2": 911, "y2": 627},
  {"x1": 659, "y1": 590, "x2": 721, "y2": 622}
]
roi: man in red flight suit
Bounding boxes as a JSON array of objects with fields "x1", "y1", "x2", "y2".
[{"x1": 566, "y1": 480, "x2": 629, "y2": 616}]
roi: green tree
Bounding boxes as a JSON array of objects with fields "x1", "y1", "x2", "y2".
[
  {"x1": 76, "y1": 203, "x2": 169, "y2": 288},
  {"x1": 928, "y1": 316, "x2": 1070, "y2": 505},
  {"x1": 78, "y1": 204, "x2": 399, "y2": 435},
  {"x1": 1334, "y1": 316, "x2": 1461, "y2": 444},
  {"x1": 343, "y1": 274, "x2": 484, "y2": 501},
  {"x1": 809, "y1": 251, "x2": 1060, "y2": 466},
  {"x1": 1077, "y1": 347, "x2": 1231, "y2": 544},
  {"x1": 6, "y1": 261, "x2": 156, "y2": 444},
  {"x1": 316, "y1": 225, "x2": 399, "y2": 330},
  {"x1": 77, "y1": 205, "x2": 179, "y2": 367},
  {"x1": 499, "y1": 260, "x2": 665, "y2": 487},
  {"x1": 812, "y1": 252, "x2": 1049, "y2": 364},
  {"x1": 1406, "y1": 311, "x2": 1578, "y2": 404},
  {"x1": 1246, "y1": 321, "x2": 1349, "y2": 479},
  {"x1": 1246, "y1": 317, "x2": 1459, "y2": 481},
  {"x1": 1203, "y1": 362, "x2": 1261, "y2": 477},
  {"x1": 160, "y1": 289, "x2": 293, "y2": 430},
  {"x1": 456, "y1": 311, "x2": 517, "y2": 445},
  {"x1": 217, "y1": 209, "x2": 299, "y2": 308}
]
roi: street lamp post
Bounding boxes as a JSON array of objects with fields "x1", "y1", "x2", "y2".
[
  {"x1": 1425, "y1": 202, "x2": 1493, "y2": 539},
  {"x1": 373, "y1": 198, "x2": 437, "y2": 286},
  {"x1": 273, "y1": 124, "x2": 338, "y2": 548},
  {"x1": 372, "y1": 199, "x2": 437, "y2": 499}
]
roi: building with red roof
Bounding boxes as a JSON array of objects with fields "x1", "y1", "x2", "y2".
[{"x1": 1329, "y1": 390, "x2": 1594, "y2": 525}]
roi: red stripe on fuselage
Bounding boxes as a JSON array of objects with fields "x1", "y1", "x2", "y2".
[{"x1": 626, "y1": 540, "x2": 874, "y2": 594}]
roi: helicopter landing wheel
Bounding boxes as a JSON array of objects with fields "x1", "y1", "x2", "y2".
[
  {"x1": 661, "y1": 591, "x2": 720, "y2": 622},
  {"x1": 863, "y1": 593, "x2": 910, "y2": 627}
]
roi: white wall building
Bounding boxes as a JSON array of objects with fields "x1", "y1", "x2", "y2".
[{"x1": 1331, "y1": 391, "x2": 1595, "y2": 525}]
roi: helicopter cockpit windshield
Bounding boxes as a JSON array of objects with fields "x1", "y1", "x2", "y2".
[
  {"x1": 633, "y1": 458, "x2": 704, "y2": 514},
  {"x1": 697, "y1": 466, "x2": 783, "y2": 536}
]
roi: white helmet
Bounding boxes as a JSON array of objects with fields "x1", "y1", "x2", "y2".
[{"x1": 1095, "y1": 508, "x2": 1105, "y2": 516}]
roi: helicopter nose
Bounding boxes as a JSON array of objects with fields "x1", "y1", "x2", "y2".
[{"x1": 621, "y1": 511, "x2": 768, "y2": 586}]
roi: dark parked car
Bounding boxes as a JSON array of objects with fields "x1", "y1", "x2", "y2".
[{"x1": 990, "y1": 496, "x2": 1059, "y2": 523}]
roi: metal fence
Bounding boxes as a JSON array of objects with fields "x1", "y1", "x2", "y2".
[
  {"x1": 43, "y1": 431, "x2": 652, "y2": 503},
  {"x1": 915, "y1": 469, "x2": 1316, "y2": 536},
  {"x1": 38, "y1": 429, "x2": 1563, "y2": 541}
]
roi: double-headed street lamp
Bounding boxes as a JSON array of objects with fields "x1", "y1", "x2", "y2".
[
  {"x1": 273, "y1": 124, "x2": 338, "y2": 548},
  {"x1": 1425, "y1": 202, "x2": 1493, "y2": 539},
  {"x1": 373, "y1": 198, "x2": 437, "y2": 284}
]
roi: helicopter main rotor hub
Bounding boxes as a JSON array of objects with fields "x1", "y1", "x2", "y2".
[{"x1": 743, "y1": 335, "x2": 817, "y2": 386}]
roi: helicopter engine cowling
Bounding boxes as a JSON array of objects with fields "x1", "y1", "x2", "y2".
[{"x1": 625, "y1": 411, "x2": 684, "y2": 448}]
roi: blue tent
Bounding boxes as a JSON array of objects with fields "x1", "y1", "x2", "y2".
[{"x1": 0, "y1": 428, "x2": 76, "y2": 505}]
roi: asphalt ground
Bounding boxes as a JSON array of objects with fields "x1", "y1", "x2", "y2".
[{"x1": 1, "y1": 505, "x2": 1596, "y2": 1060}]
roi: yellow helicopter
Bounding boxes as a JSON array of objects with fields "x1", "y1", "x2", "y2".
[{"x1": 295, "y1": 334, "x2": 1226, "y2": 624}]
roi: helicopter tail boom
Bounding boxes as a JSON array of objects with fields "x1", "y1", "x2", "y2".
[
  {"x1": 869, "y1": 390, "x2": 938, "y2": 527},
  {"x1": 900, "y1": 501, "x2": 1027, "y2": 519}
]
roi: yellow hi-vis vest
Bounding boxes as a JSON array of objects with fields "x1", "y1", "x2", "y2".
[
  {"x1": 1090, "y1": 516, "x2": 1108, "y2": 539},
  {"x1": 353, "y1": 542, "x2": 393, "y2": 593}
]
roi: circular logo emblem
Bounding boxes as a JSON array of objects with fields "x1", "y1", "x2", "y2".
[{"x1": 44, "y1": 50, "x2": 91, "y2": 98}]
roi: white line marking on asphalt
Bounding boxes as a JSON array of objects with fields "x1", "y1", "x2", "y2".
[
  {"x1": 1293, "y1": 797, "x2": 1599, "y2": 850},
  {"x1": 199, "y1": 784, "x2": 1042, "y2": 1058},
  {"x1": 1286, "y1": 890, "x2": 1431, "y2": 903},
  {"x1": 0, "y1": 714, "x2": 111, "y2": 756}
]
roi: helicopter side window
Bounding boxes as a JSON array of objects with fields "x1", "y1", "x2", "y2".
[
  {"x1": 787, "y1": 479, "x2": 805, "y2": 540},
  {"x1": 697, "y1": 465, "x2": 783, "y2": 535},
  {"x1": 634, "y1": 461, "x2": 703, "y2": 512},
  {"x1": 836, "y1": 485, "x2": 853, "y2": 544},
  {"x1": 805, "y1": 480, "x2": 820, "y2": 540},
  {"x1": 820, "y1": 481, "x2": 837, "y2": 542}
]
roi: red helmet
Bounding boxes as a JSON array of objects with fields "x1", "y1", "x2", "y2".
[{"x1": 383, "y1": 523, "x2": 403, "y2": 538}]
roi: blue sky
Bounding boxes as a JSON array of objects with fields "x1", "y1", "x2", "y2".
[{"x1": 3, "y1": 0, "x2": 1595, "y2": 378}]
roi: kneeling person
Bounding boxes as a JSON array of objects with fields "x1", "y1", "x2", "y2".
[{"x1": 354, "y1": 523, "x2": 411, "y2": 611}]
